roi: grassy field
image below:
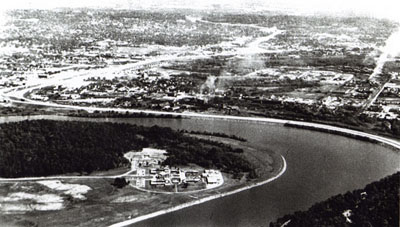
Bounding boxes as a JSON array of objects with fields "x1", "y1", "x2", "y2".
[{"x1": 0, "y1": 135, "x2": 283, "y2": 227}]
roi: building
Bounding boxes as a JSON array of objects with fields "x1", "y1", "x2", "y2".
[{"x1": 205, "y1": 175, "x2": 219, "y2": 184}]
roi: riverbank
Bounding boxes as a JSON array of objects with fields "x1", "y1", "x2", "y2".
[
  {"x1": 2, "y1": 110, "x2": 399, "y2": 150},
  {"x1": 110, "y1": 155, "x2": 287, "y2": 227},
  {"x1": 0, "y1": 117, "x2": 284, "y2": 226},
  {"x1": 0, "y1": 114, "x2": 399, "y2": 226},
  {"x1": 3, "y1": 92, "x2": 400, "y2": 141},
  {"x1": 106, "y1": 114, "x2": 399, "y2": 226},
  {"x1": 282, "y1": 122, "x2": 400, "y2": 152},
  {"x1": 270, "y1": 172, "x2": 399, "y2": 227}
]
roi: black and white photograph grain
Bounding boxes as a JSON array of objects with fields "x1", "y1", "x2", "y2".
[{"x1": 0, "y1": 0, "x2": 399, "y2": 226}]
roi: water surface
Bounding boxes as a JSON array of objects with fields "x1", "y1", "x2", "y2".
[{"x1": 1, "y1": 115, "x2": 398, "y2": 226}]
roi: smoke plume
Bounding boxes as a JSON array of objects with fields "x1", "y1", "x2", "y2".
[
  {"x1": 369, "y1": 28, "x2": 400, "y2": 80},
  {"x1": 200, "y1": 76, "x2": 217, "y2": 94}
]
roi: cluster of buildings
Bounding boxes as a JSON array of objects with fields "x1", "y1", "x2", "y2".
[
  {"x1": 2, "y1": 9, "x2": 399, "y2": 126},
  {"x1": 364, "y1": 74, "x2": 400, "y2": 120},
  {"x1": 123, "y1": 148, "x2": 223, "y2": 192}
]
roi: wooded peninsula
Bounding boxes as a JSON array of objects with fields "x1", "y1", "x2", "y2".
[{"x1": 0, "y1": 120, "x2": 255, "y2": 178}]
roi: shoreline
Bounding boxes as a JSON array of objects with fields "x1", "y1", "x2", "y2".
[
  {"x1": 1, "y1": 111, "x2": 399, "y2": 149},
  {"x1": 109, "y1": 155, "x2": 287, "y2": 227},
  {"x1": 103, "y1": 114, "x2": 398, "y2": 226},
  {"x1": 0, "y1": 113, "x2": 399, "y2": 226},
  {"x1": 3, "y1": 98, "x2": 400, "y2": 147}
]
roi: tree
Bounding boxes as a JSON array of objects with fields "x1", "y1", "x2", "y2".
[{"x1": 112, "y1": 177, "x2": 129, "y2": 188}]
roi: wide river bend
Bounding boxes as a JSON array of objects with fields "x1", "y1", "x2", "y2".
[{"x1": 0, "y1": 115, "x2": 398, "y2": 227}]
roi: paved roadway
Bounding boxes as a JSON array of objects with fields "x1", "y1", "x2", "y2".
[
  {"x1": 0, "y1": 97, "x2": 399, "y2": 183},
  {"x1": 0, "y1": 169, "x2": 135, "y2": 182}
]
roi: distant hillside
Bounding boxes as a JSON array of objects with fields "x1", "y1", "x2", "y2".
[
  {"x1": 0, "y1": 120, "x2": 254, "y2": 178},
  {"x1": 270, "y1": 172, "x2": 399, "y2": 227}
]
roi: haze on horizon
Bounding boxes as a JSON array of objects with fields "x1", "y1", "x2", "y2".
[{"x1": 0, "y1": 0, "x2": 399, "y2": 22}]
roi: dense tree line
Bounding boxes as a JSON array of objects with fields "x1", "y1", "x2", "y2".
[
  {"x1": 0, "y1": 120, "x2": 254, "y2": 178},
  {"x1": 179, "y1": 129, "x2": 247, "y2": 142},
  {"x1": 270, "y1": 172, "x2": 399, "y2": 227},
  {"x1": 67, "y1": 110, "x2": 182, "y2": 119},
  {"x1": 162, "y1": 137, "x2": 255, "y2": 178}
]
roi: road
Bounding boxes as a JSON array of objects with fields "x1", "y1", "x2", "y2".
[
  {"x1": 0, "y1": 101, "x2": 399, "y2": 183},
  {"x1": 0, "y1": 168, "x2": 135, "y2": 182},
  {"x1": 2, "y1": 80, "x2": 400, "y2": 150},
  {"x1": 0, "y1": 18, "x2": 285, "y2": 103},
  {"x1": 198, "y1": 18, "x2": 284, "y2": 55},
  {"x1": 361, "y1": 74, "x2": 394, "y2": 112},
  {"x1": 0, "y1": 53, "x2": 211, "y2": 102},
  {"x1": 0, "y1": 19, "x2": 398, "y2": 182},
  {"x1": 109, "y1": 155, "x2": 287, "y2": 227}
]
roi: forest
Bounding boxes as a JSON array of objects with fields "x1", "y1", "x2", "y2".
[
  {"x1": 270, "y1": 172, "x2": 399, "y2": 227},
  {"x1": 179, "y1": 129, "x2": 247, "y2": 142},
  {"x1": 0, "y1": 120, "x2": 254, "y2": 178}
]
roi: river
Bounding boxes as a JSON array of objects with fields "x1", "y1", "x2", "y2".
[{"x1": 0, "y1": 115, "x2": 399, "y2": 227}]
